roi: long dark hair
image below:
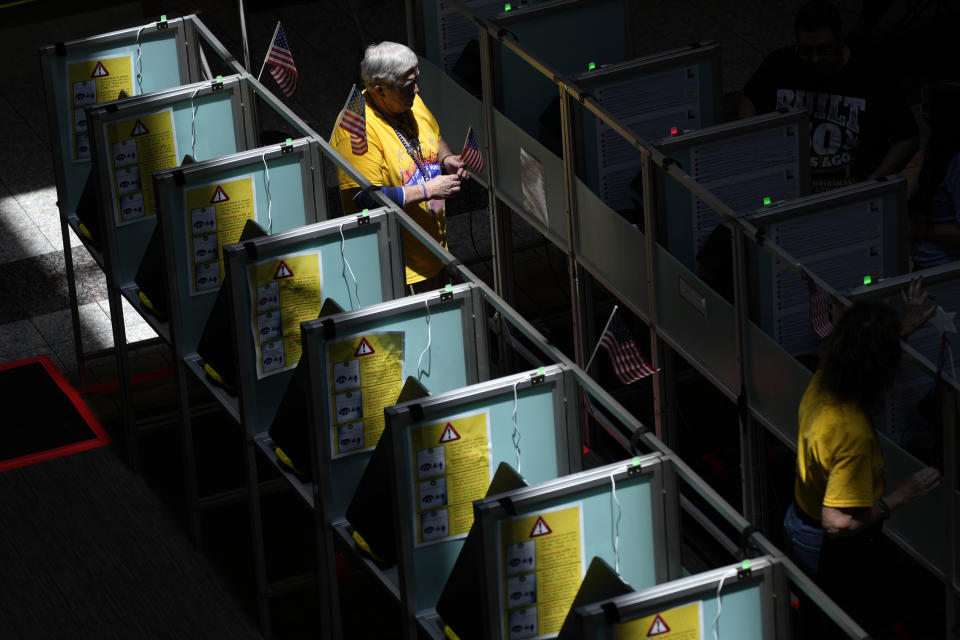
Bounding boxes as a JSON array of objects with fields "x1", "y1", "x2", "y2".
[
  {"x1": 911, "y1": 83, "x2": 960, "y2": 221},
  {"x1": 818, "y1": 302, "x2": 902, "y2": 410}
]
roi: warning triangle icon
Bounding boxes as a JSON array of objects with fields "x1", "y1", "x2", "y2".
[
  {"x1": 210, "y1": 186, "x2": 230, "y2": 203},
  {"x1": 354, "y1": 337, "x2": 375, "y2": 357},
  {"x1": 273, "y1": 261, "x2": 294, "y2": 279},
  {"x1": 439, "y1": 423, "x2": 461, "y2": 443},
  {"x1": 529, "y1": 516, "x2": 552, "y2": 538},
  {"x1": 91, "y1": 62, "x2": 109, "y2": 78},
  {"x1": 130, "y1": 119, "x2": 149, "y2": 136},
  {"x1": 646, "y1": 614, "x2": 670, "y2": 636}
]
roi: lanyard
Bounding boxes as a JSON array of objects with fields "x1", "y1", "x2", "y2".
[{"x1": 370, "y1": 99, "x2": 431, "y2": 180}]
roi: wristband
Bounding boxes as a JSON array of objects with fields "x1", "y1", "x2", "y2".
[
  {"x1": 875, "y1": 497, "x2": 891, "y2": 520},
  {"x1": 439, "y1": 154, "x2": 452, "y2": 173},
  {"x1": 421, "y1": 182, "x2": 428, "y2": 201}
]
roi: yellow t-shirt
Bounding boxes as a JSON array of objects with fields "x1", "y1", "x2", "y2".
[
  {"x1": 794, "y1": 371, "x2": 886, "y2": 521},
  {"x1": 331, "y1": 92, "x2": 446, "y2": 285}
]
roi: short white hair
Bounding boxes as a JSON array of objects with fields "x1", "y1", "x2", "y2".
[{"x1": 360, "y1": 41, "x2": 418, "y2": 90}]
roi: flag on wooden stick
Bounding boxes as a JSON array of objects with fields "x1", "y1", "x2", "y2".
[{"x1": 262, "y1": 22, "x2": 298, "y2": 98}]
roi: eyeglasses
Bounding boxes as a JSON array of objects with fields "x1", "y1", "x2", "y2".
[
  {"x1": 795, "y1": 44, "x2": 839, "y2": 59},
  {"x1": 392, "y1": 73, "x2": 420, "y2": 93}
]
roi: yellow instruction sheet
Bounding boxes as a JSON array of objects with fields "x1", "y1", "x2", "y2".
[
  {"x1": 409, "y1": 410, "x2": 492, "y2": 546},
  {"x1": 67, "y1": 55, "x2": 134, "y2": 162},
  {"x1": 104, "y1": 107, "x2": 178, "y2": 225},
  {"x1": 327, "y1": 331, "x2": 404, "y2": 457},
  {"x1": 247, "y1": 250, "x2": 323, "y2": 379},
  {"x1": 499, "y1": 504, "x2": 584, "y2": 640},
  {"x1": 616, "y1": 601, "x2": 703, "y2": 640},
  {"x1": 184, "y1": 176, "x2": 257, "y2": 294}
]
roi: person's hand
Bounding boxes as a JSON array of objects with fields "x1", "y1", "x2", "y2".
[
  {"x1": 426, "y1": 174, "x2": 462, "y2": 200},
  {"x1": 900, "y1": 276, "x2": 936, "y2": 337},
  {"x1": 896, "y1": 467, "x2": 942, "y2": 503},
  {"x1": 442, "y1": 155, "x2": 470, "y2": 181}
]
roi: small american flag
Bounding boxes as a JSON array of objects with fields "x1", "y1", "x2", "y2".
[
  {"x1": 337, "y1": 84, "x2": 367, "y2": 155},
  {"x1": 265, "y1": 23, "x2": 298, "y2": 98},
  {"x1": 599, "y1": 311, "x2": 659, "y2": 384},
  {"x1": 459, "y1": 126, "x2": 483, "y2": 173},
  {"x1": 803, "y1": 271, "x2": 833, "y2": 338}
]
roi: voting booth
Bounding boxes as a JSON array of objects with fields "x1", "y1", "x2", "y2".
[
  {"x1": 572, "y1": 42, "x2": 722, "y2": 214},
  {"x1": 382, "y1": 366, "x2": 582, "y2": 638},
  {"x1": 40, "y1": 16, "x2": 204, "y2": 224},
  {"x1": 298, "y1": 283, "x2": 491, "y2": 522},
  {"x1": 495, "y1": 0, "x2": 631, "y2": 143},
  {"x1": 471, "y1": 454, "x2": 680, "y2": 640},
  {"x1": 566, "y1": 556, "x2": 790, "y2": 639},
  {"x1": 152, "y1": 138, "x2": 328, "y2": 354},
  {"x1": 221, "y1": 209, "x2": 407, "y2": 436},
  {"x1": 654, "y1": 110, "x2": 810, "y2": 270},
  {"x1": 747, "y1": 176, "x2": 909, "y2": 358},
  {"x1": 84, "y1": 75, "x2": 256, "y2": 287}
]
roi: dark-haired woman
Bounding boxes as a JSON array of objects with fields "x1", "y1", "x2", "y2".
[{"x1": 783, "y1": 284, "x2": 940, "y2": 635}]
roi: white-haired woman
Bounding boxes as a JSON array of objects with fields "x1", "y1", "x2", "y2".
[{"x1": 332, "y1": 41, "x2": 468, "y2": 290}]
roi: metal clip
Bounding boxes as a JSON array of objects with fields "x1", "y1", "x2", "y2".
[
  {"x1": 156, "y1": 17, "x2": 169, "y2": 30},
  {"x1": 211, "y1": 76, "x2": 224, "y2": 92},
  {"x1": 601, "y1": 602, "x2": 621, "y2": 623},
  {"x1": 409, "y1": 403, "x2": 424, "y2": 422},
  {"x1": 322, "y1": 319, "x2": 336, "y2": 340},
  {"x1": 529, "y1": 372, "x2": 546, "y2": 386},
  {"x1": 281, "y1": 138, "x2": 294, "y2": 155},
  {"x1": 357, "y1": 211, "x2": 371, "y2": 225},
  {"x1": 439, "y1": 290, "x2": 454, "y2": 303},
  {"x1": 737, "y1": 563, "x2": 753, "y2": 579},
  {"x1": 627, "y1": 464, "x2": 643, "y2": 478}
]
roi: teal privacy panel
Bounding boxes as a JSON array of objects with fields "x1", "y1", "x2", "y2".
[
  {"x1": 226, "y1": 216, "x2": 395, "y2": 434},
  {"x1": 41, "y1": 20, "x2": 190, "y2": 219},
  {"x1": 590, "y1": 579, "x2": 764, "y2": 640},
  {"x1": 89, "y1": 78, "x2": 247, "y2": 285},
  {"x1": 396, "y1": 373, "x2": 572, "y2": 610},
  {"x1": 498, "y1": 0, "x2": 627, "y2": 139},
  {"x1": 303, "y1": 286, "x2": 484, "y2": 521},
  {"x1": 156, "y1": 142, "x2": 316, "y2": 355},
  {"x1": 479, "y1": 457, "x2": 668, "y2": 640}
]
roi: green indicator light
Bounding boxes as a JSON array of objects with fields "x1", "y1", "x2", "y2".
[
  {"x1": 631, "y1": 456, "x2": 642, "y2": 466},
  {"x1": 762, "y1": 196, "x2": 772, "y2": 206},
  {"x1": 362, "y1": 208, "x2": 369, "y2": 215},
  {"x1": 537, "y1": 366, "x2": 546, "y2": 375},
  {"x1": 285, "y1": 138, "x2": 293, "y2": 146},
  {"x1": 445, "y1": 284, "x2": 453, "y2": 292},
  {"x1": 216, "y1": 75, "x2": 223, "y2": 82},
  {"x1": 160, "y1": 14, "x2": 167, "y2": 21},
  {"x1": 863, "y1": 275, "x2": 872, "y2": 285},
  {"x1": 741, "y1": 559, "x2": 751, "y2": 570},
  {"x1": 588, "y1": 62, "x2": 596, "y2": 71},
  {"x1": 504, "y1": 3, "x2": 511, "y2": 10}
]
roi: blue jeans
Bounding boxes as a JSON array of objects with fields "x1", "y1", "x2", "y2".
[{"x1": 782, "y1": 502, "x2": 824, "y2": 578}]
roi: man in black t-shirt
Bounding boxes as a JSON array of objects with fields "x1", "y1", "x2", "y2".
[{"x1": 739, "y1": 0, "x2": 918, "y2": 193}]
